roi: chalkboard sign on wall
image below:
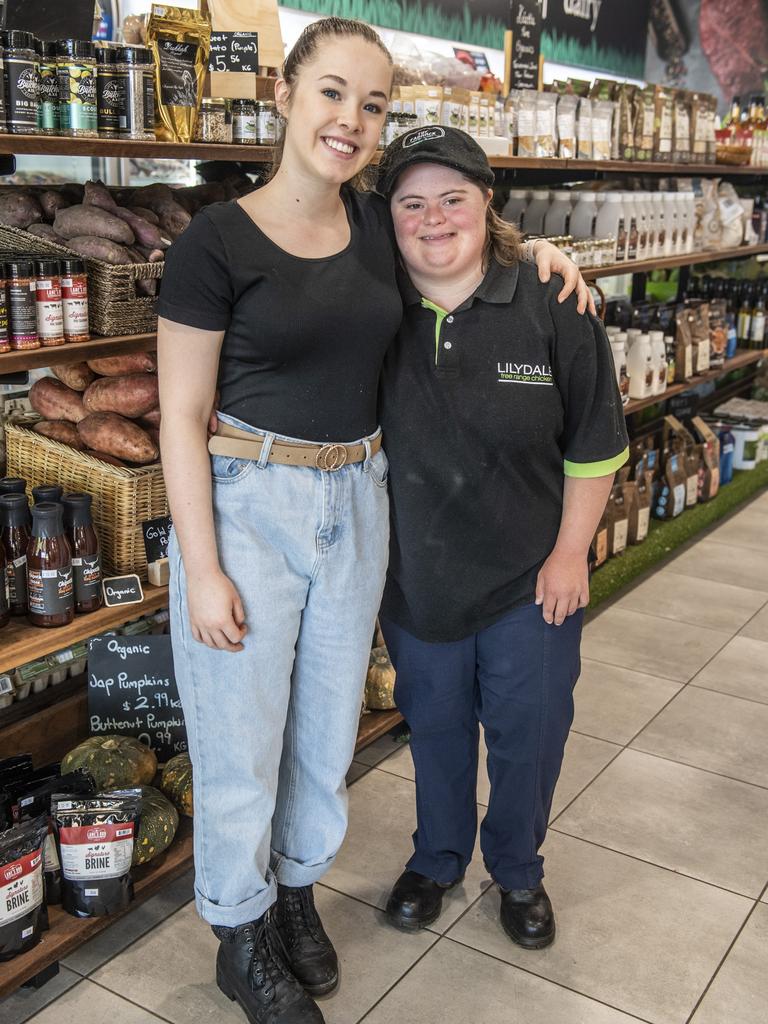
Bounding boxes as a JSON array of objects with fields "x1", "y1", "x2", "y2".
[
  {"x1": 88, "y1": 635, "x2": 187, "y2": 763},
  {"x1": 208, "y1": 32, "x2": 259, "y2": 74},
  {"x1": 142, "y1": 516, "x2": 173, "y2": 565},
  {"x1": 512, "y1": 0, "x2": 543, "y2": 91}
]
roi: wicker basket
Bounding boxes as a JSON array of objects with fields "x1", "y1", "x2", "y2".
[
  {"x1": 5, "y1": 423, "x2": 168, "y2": 581},
  {"x1": 0, "y1": 224, "x2": 162, "y2": 336}
]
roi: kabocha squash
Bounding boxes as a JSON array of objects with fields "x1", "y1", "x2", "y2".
[
  {"x1": 161, "y1": 752, "x2": 193, "y2": 816},
  {"x1": 61, "y1": 735, "x2": 157, "y2": 790},
  {"x1": 365, "y1": 646, "x2": 397, "y2": 710},
  {"x1": 132, "y1": 785, "x2": 179, "y2": 866}
]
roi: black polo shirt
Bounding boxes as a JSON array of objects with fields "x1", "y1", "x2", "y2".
[
  {"x1": 157, "y1": 189, "x2": 402, "y2": 442},
  {"x1": 379, "y1": 257, "x2": 629, "y2": 643}
]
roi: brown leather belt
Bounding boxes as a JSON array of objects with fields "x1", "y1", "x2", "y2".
[{"x1": 208, "y1": 421, "x2": 382, "y2": 471}]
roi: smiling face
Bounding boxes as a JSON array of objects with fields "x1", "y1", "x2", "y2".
[
  {"x1": 390, "y1": 163, "x2": 491, "y2": 283},
  {"x1": 276, "y1": 36, "x2": 391, "y2": 186}
]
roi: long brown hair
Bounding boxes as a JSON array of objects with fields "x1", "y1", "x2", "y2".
[
  {"x1": 269, "y1": 17, "x2": 392, "y2": 182},
  {"x1": 486, "y1": 204, "x2": 522, "y2": 266}
]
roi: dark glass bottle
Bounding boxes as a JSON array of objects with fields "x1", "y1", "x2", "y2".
[
  {"x1": 0, "y1": 493, "x2": 30, "y2": 615},
  {"x1": 26, "y1": 502, "x2": 74, "y2": 628},
  {"x1": 0, "y1": 477, "x2": 26, "y2": 497},
  {"x1": 62, "y1": 493, "x2": 102, "y2": 614},
  {"x1": 0, "y1": 543, "x2": 8, "y2": 628},
  {"x1": 32, "y1": 484, "x2": 63, "y2": 505}
]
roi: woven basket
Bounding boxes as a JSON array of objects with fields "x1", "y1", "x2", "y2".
[
  {"x1": 0, "y1": 224, "x2": 162, "y2": 336},
  {"x1": 5, "y1": 422, "x2": 168, "y2": 581}
]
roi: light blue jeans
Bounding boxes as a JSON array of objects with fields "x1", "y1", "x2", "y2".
[{"x1": 168, "y1": 413, "x2": 390, "y2": 927}]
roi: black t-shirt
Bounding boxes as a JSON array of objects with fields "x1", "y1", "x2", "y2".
[
  {"x1": 379, "y1": 258, "x2": 629, "y2": 643},
  {"x1": 157, "y1": 189, "x2": 402, "y2": 442}
]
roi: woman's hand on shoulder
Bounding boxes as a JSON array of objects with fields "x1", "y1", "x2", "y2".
[
  {"x1": 532, "y1": 239, "x2": 596, "y2": 316},
  {"x1": 535, "y1": 545, "x2": 590, "y2": 626},
  {"x1": 187, "y1": 569, "x2": 248, "y2": 652}
]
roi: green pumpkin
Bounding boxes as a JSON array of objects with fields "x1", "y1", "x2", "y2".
[
  {"x1": 61, "y1": 735, "x2": 157, "y2": 790},
  {"x1": 161, "y1": 752, "x2": 193, "y2": 817},
  {"x1": 133, "y1": 785, "x2": 179, "y2": 865}
]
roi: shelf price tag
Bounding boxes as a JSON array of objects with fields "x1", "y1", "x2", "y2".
[
  {"x1": 208, "y1": 32, "x2": 259, "y2": 74},
  {"x1": 102, "y1": 574, "x2": 144, "y2": 608},
  {"x1": 142, "y1": 515, "x2": 173, "y2": 565}
]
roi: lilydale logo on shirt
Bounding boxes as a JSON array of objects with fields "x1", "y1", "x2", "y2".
[{"x1": 497, "y1": 361, "x2": 553, "y2": 385}]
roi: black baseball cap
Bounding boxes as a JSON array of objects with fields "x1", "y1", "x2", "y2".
[{"x1": 377, "y1": 125, "x2": 495, "y2": 197}]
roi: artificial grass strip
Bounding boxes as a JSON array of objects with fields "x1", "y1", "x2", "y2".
[
  {"x1": 540, "y1": 30, "x2": 645, "y2": 79},
  {"x1": 589, "y1": 463, "x2": 768, "y2": 611}
]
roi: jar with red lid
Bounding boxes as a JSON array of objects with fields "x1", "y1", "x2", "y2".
[{"x1": 34, "y1": 259, "x2": 65, "y2": 347}]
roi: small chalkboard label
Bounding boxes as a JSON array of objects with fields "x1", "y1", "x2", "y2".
[
  {"x1": 142, "y1": 516, "x2": 173, "y2": 564},
  {"x1": 102, "y1": 574, "x2": 144, "y2": 607},
  {"x1": 208, "y1": 31, "x2": 259, "y2": 74},
  {"x1": 88, "y1": 635, "x2": 187, "y2": 762},
  {"x1": 512, "y1": 0, "x2": 543, "y2": 91}
]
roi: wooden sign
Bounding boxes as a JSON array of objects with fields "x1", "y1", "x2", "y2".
[
  {"x1": 209, "y1": 31, "x2": 259, "y2": 74},
  {"x1": 203, "y1": 0, "x2": 284, "y2": 69},
  {"x1": 142, "y1": 516, "x2": 173, "y2": 565},
  {"x1": 87, "y1": 635, "x2": 187, "y2": 762},
  {"x1": 511, "y1": 0, "x2": 543, "y2": 91},
  {"x1": 102, "y1": 574, "x2": 144, "y2": 608}
]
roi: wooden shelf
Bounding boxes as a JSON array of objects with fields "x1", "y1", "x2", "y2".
[
  {"x1": 583, "y1": 245, "x2": 768, "y2": 280},
  {"x1": 0, "y1": 332, "x2": 157, "y2": 374},
  {"x1": 357, "y1": 708, "x2": 404, "y2": 749},
  {"x1": 0, "y1": 585, "x2": 168, "y2": 675},
  {"x1": 623, "y1": 348, "x2": 766, "y2": 416}
]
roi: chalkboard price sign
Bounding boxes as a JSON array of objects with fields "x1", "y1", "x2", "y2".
[
  {"x1": 102, "y1": 574, "x2": 144, "y2": 608},
  {"x1": 88, "y1": 635, "x2": 187, "y2": 762},
  {"x1": 512, "y1": 0, "x2": 543, "y2": 91},
  {"x1": 208, "y1": 31, "x2": 259, "y2": 74},
  {"x1": 142, "y1": 516, "x2": 173, "y2": 564}
]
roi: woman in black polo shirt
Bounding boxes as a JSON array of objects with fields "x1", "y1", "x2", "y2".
[{"x1": 376, "y1": 127, "x2": 629, "y2": 949}]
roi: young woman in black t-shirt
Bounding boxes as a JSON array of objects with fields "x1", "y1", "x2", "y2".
[{"x1": 158, "y1": 18, "x2": 591, "y2": 1024}]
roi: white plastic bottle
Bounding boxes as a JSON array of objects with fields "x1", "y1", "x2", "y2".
[
  {"x1": 502, "y1": 188, "x2": 528, "y2": 227},
  {"x1": 639, "y1": 192, "x2": 656, "y2": 258},
  {"x1": 662, "y1": 193, "x2": 678, "y2": 256},
  {"x1": 634, "y1": 193, "x2": 649, "y2": 260},
  {"x1": 627, "y1": 333, "x2": 654, "y2": 399},
  {"x1": 651, "y1": 191, "x2": 666, "y2": 257},
  {"x1": 673, "y1": 193, "x2": 688, "y2": 254},
  {"x1": 544, "y1": 190, "x2": 573, "y2": 235},
  {"x1": 569, "y1": 191, "x2": 598, "y2": 238},
  {"x1": 594, "y1": 192, "x2": 624, "y2": 262},
  {"x1": 626, "y1": 327, "x2": 642, "y2": 350},
  {"x1": 649, "y1": 330, "x2": 668, "y2": 396},
  {"x1": 523, "y1": 189, "x2": 551, "y2": 235},
  {"x1": 622, "y1": 193, "x2": 640, "y2": 261},
  {"x1": 678, "y1": 192, "x2": 695, "y2": 253},
  {"x1": 610, "y1": 332, "x2": 630, "y2": 405}
]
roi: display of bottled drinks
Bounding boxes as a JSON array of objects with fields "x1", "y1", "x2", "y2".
[
  {"x1": 688, "y1": 275, "x2": 768, "y2": 351},
  {"x1": 718, "y1": 95, "x2": 768, "y2": 168}
]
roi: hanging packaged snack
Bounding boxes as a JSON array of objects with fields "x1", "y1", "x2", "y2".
[
  {"x1": 675, "y1": 307, "x2": 695, "y2": 381},
  {"x1": 414, "y1": 85, "x2": 443, "y2": 128},
  {"x1": 618, "y1": 84, "x2": 636, "y2": 160},
  {"x1": 653, "y1": 85, "x2": 674, "y2": 162},
  {"x1": 53, "y1": 789, "x2": 142, "y2": 918},
  {"x1": 534, "y1": 93, "x2": 557, "y2": 158},
  {"x1": 691, "y1": 302, "x2": 711, "y2": 373},
  {"x1": 655, "y1": 450, "x2": 687, "y2": 519},
  {"x1": 620, "y1": 467, "x2": 652, "y2": 544},
  {"x1": 147, "y1": 4, "x2": 211, "y2": 144},
  {"x1": 591, "y1": 512, "x2": 609, "y2": 567},
  {"x1": 502, "y1": 90, "x2": 521, "y2": 152},
  {"x1": 591, "y1": 100, "x2": 614, "y2": 161},
  {"x1": 0, "y1": 816, "x2": 48, "y2": 961},
  {"x1": 556, "y1": 94, "x2": 577, "y2": 159},
  {"x1": 516, "y1": 92, "x2": 536, "y2": 158},
  {"x1": 443, "y1": 86, "x2": 470, "y2": 132},
  {"x1": 605, "y1": 484, "x2": 629, "y2": 556},
  {"x1": 708, "y1": 299, "x2": 727, "y2": 369},
  {"x1": 691, "y1": 417, "x2": 721, "y2": 500},
  {"x1": 576, "y1": 97, "x2": 592, "y2": 159},
  {"x1": 634, "y1": 86, "x2": 655, "y2": 161},
  {"x1": 673, "y1": 91, "x2": 691, "y2": 163},
  {"x1": 690, "y1": 92, "x2": 708, "y2": 162}
]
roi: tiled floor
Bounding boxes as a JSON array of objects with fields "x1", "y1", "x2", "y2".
[{"x1": 4, "y1": 495, "x2": 768, "y2": 1024}]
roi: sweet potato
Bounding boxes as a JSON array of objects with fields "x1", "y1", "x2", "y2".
[
  {"x1": 51, "y1": 361, "x2": 96, "y2": 391},
  {"x1": 65, "y1": 235, "x2": 133, "y2": 265},
  {"x1": 38, "y1": 189, "x2": 72, "y2": 221},
  {"x1": 0, "y1": 191, "x2": 43, "y2": 229},
  {"x1": 83, "y1": 179, "x2": 117, "y2": 211},
  {"x1": 29, "y1": 377, "x2": 86, "y2": 423},
  {"x1": 85, "y1": 449, "x2": 126, "y2": 467},
  {"x1": 128, "y1": 206, "x2": 160, "y2": 226},
  {"x1": 113, "y1": 206, "x2": 166, "y2": 248},
  {"x1": 138, "y1": 406, "x2": 161, "y2": 427},
  {"x1": 157, "y1": 203, "x2": 191, "y2": 240},
  {"x1": 83, "y1": 373, "x2": 159, "y2": 418},
  {"x1": 135, "y1": 245, "x2": 164, "y2": 263},
  {"x1": 54, "y1": 205, "x2": 135, "y2": 245},
  {"x1": 26, "y1": 223, "x2": 69, "y2": 246},
  {"x1": 33, "y1": 420, "x2": 85, "y2": 449},
  {"x1": 87, "y1": 352, "x2": 157, "y2": 376},
  {"x1": 78, "y1": 413, "x2": 158, "y2": 464}
]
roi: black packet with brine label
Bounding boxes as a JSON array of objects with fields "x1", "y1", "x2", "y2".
[{"x1": 0, "y1": 815, "x2": 48, "y2": 961}]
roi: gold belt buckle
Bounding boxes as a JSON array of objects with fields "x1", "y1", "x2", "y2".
[{"x1": 315, "y1": 443, "x2": 348, "y2": 471}]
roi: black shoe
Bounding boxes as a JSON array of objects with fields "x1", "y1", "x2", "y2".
[
  {"x1": 214, "y1": 915, "x2": 325, "y2": 1024},
  {"x1": 499, "y1": 884, "x2": 555, "y2": 950},
  {"x1": 272, "y1": 884, "x2": 339, "y2": 997},
  {"x1": 385, "y1": 869, "x2": 464, "y2": 931}
]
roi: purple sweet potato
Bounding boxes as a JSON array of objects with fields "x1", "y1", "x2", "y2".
[{"x1": 54, "y1": 205, "x2": 135, "y2": 245}]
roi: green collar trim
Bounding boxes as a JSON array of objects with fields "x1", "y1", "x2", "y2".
[{"x1": 421, "y1": 298, "x2": 449, "y2": 366}]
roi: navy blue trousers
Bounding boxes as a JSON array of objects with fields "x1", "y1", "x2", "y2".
[{"x1": 380, "y1": 602, "x2": 583, "y2": 891}]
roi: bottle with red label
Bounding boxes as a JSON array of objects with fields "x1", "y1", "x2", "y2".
[
  {"x1": 26, "y1": 502, "x2": 74, "y2": 628},
  {"x1": 0, "y1": 493, "x2": 30, "y2": 615},
  {"x1": 34, "y1": 259, "x2": 65, "y2": 347},
  {"x1": 62, "y1": 493, "x2": 102, "y2": 613},
  {"x1": 59, "y1": 258, "x2": 89, "y2": 342}
]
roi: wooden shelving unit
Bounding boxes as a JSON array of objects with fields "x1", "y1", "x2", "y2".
[
  {"x1": 582, "y1": 244, "x2": 768, "y2": 280},
  {"x1": 0, "y1": 332, "x2": 157, "y2": 373}
]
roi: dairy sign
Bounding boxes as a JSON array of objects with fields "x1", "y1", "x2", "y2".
[{"x1": 541, "y1": 0, "x2": 651, "y2": 78}]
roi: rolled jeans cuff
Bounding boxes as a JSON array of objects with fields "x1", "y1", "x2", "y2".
[
  {"x1": 271, "y1": 851, "x2": 336, "y2": 888},
  {"x1": 195, "y1": 874, "x2": 277, "y2": 928}
]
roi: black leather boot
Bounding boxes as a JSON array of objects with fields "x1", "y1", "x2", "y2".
[
  {"x1": 214, "y1": 915, "x2": 325, "y2": 1023},
  {"x1": 272, "y1": 884, "x2": 339, "y2": 997},
  {"x1": 499, "y1": 884, "x2": 555, "y2": 949},
  {"x1": 385, "y1": 869, "x2": 464, "y2": 931}
]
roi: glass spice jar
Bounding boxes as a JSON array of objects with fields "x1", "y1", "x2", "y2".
[
  {"x1": 37, "y1": 40, "x2": 59, "y2": 135},
  {"x1": 0, "y1": 265, "x2": 10, "y2": 353},
  {"x1": 255, "y1": 100, "x2": 277, "y2": 145},
  {"x1": 59, "y1": 258, "x2": 89, "y2": 342},
  {"x1": 96, "y1": 46, "x2": 123, "y2": 139},
  {"x1": 4, "y1": 31, "x2": 39, "y2": 135},
  {"x1": 56, "y1": 39, "x2": 98, "y2": 138},
  {"x1": 194, "y1": 97, "x2": 232, "y2": 144},
  {"x1": 232, "y1": 98, "x2": 257, "y2": 145},
  {"x1": 116, "y1": 46, "x2": 155, "y2": 141},
  {"x1": 5, "y1": 260, "x2": 39, "y2": 350},
  {"x1": 34, "y1": 259, "x2": 65, "y2": 347}
]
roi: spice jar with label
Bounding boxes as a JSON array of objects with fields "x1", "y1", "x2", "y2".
[
  {"x1": 232, "y1": 98, "x2": 257, "y2": 145},
  {"x1": 37, "y1": 40, "x2": 59, "y2": 135},
  {"x1": 0, "y1": 265, "x2": 9, "y2": 354},
  {"x1": 96, "y1": 46, "x2": 123, "y2": 138},
  {"x1": 57, "y1": 39, "x2": 98, "y2": 138},
  {"x1": 194, "y1": 97, "x2": 232, "y2": 143},
  {"x1": 117, "y1": 46, "x2": 155, "y2": 141},
  {"x1": 62, "y1": 494, "x2": 102, "y2": 614},
  {"x1": 0, "y1": 493, "x2": 31, "y2": 616},
  {"x1": 60, "y1": 258, "x2": 89, "y2": 342},
  {"x1": 34, "y1": 259, "x2": 65, "y2": 347},
  {"x1": 4, "y1": 31, "x2": 39, "y2": 135},
  {"x1": 255, "y1": 100, "x2": 277, "y2": 145},
  {"x1": 27, "y1": 502, "x2": 74, "y2": 629},
  {"x1": 6, "y1": 260, "x2": 39, "y2": 350}
]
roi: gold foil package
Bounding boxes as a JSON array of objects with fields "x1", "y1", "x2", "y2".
[{"x1": 147, "y1": 4, "x2": 211, "y2": 144}]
